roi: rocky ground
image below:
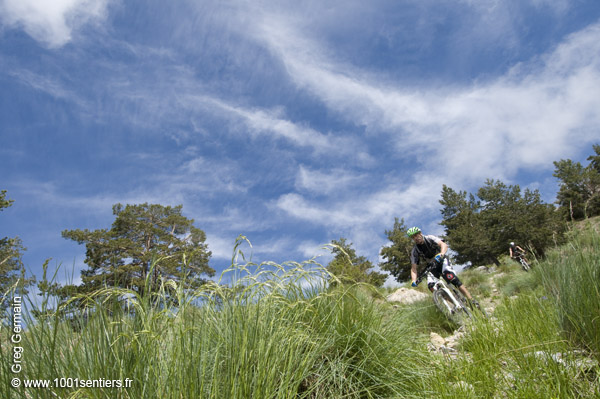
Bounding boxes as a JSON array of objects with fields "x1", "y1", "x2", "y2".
[
  {"x1": 386, "y1": 268, "x2": 599, "y2": 396},
  {"x1": 386, "y1": 266, "x2": 502, "y2": 356}
]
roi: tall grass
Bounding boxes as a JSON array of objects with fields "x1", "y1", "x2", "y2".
[
  {"x1": 3, "y1": 227, "x2": 600, "y2": 398},
  {"x1": 431, "y1": 293, "x2": 597, "y2": 399},
  {"x1": 540, "y1": 223, "x2": 600, "y2": 361},
  {"x1": 423, "y1": 224, "x2": 600, "y2": 399},
  {"x1": 2, "y1": 252, "x2": 430, "y2": 399}
]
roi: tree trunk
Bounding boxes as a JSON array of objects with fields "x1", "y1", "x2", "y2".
[{"x1": 569, "y1": 201, "x2": 574, "y2": 221}]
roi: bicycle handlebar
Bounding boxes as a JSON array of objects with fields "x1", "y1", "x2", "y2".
[{"x1": 414, "y1": 263, "x2": 436, "y2": 285}]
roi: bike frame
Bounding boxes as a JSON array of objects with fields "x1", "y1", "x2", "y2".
[
  {"x1": 415, "y1": 263, "x2": 472, "y2": 323},
  {"x1": 513, "y1": 253, "x2": 530, "y2": 271}
]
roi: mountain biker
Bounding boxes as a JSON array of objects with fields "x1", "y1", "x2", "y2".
[
  {"x1": 407, "y1": 227, "x2": 478, "y2": 308},
  {"x1": 509, "y1": 242, "x2": 527, "y2": 260}
]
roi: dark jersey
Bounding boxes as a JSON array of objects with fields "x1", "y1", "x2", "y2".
[{"x1": 410, "y1": 235, "x2": 443, "y2": 265}]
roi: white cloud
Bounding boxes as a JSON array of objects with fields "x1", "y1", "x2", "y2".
[
  {"x1": 205, "y1": 233, "x2": 239, "y2": 262},
  {"x1": 220, "y1": 103, "x2": 338, "y2": 151},
  {"x1": 0, "y1": 0, "x2": 111, "y2": 48},
  {"x1": 459, "y1": 0, "x2": 569, "y2": 17}
]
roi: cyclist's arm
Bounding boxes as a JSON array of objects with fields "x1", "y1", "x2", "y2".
[
  {"x1": 409, "y1": 247, "x2": 419, "y2": 285},
  {"x1": 439, "y1": 240, "x2": 448, "y2": 256},
  {"x1": 410, "y1": 263, "x2": 418, "y2": 284}
]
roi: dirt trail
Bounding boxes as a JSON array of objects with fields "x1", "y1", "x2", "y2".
[
  {"x1": 387, "y1": 271, "x2": 502, "y2": 357},
  {"x1": 428, "y1": 273, "x2": 501, "y2": 355}
]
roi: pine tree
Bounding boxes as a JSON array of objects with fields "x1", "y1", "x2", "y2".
[
  {"x1": 327, "y1": 238, "x2": 387, "y2": 287},
  {"x1": 440, "y1": 180, "x2": 564, "y2": 266},
  {"x1": 379, "y1": 218, "x2": 414, "y2": 282},
  {"x1": 61, "y1": 203, "x2": 214, "y2": 301},
  {"x1": 439, "y1": 185, "x2": 497, "y2": 265},
  {"x1": 553, "y1": 144, "x2": 600, "y2": 220}
]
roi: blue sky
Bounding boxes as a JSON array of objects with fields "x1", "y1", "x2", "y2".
[{"x1": 1, "y1": 0, "x2": 600, "y2": 287}]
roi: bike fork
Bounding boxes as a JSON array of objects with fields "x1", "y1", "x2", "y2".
[{"x1": 440, "y1": 290, "x2": 459, "y2": 314}]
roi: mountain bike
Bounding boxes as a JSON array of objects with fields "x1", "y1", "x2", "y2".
[
  {"x1": 512, "y1": 251, "x2": 531, "y2": 271},
  {"x1": 414, "y1": 262, "x2": 473, "y2": 324}
]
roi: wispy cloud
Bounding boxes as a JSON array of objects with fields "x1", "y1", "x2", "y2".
[
  {"x1": 277, "y1": 173, "x2": 444, "y2": 230},
  {"x1": 260, "y1": 17, "x2": 600, "y2": 262},
  {"x1": 7, "y1": 68, "x2": 80, "y2": 101},
  {"x1": 190, "y1": 96, "x2": 365, "y2": 157},
  {"x1": 294, "y1": 166, "x2": 367, "y2": 196},
  {"x1": 3, "y1": 0, "x2": 599, "y2": 280},
  {"x1": 13, "y1": 180, "x2": 159, "y2": 219},
  {"x1": 255, "y1": 15, "x2": 600, "y2": 179}
]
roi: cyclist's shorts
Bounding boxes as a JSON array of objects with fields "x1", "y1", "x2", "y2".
[{"x1": 427, "y1": 259, "x2": 462, "y2": 289}]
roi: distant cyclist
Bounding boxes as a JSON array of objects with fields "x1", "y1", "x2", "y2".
[
  {"x1": 407, "y1": 227, "x2": 478, "y2": 307},
  {"x1": 509, "y1": 242, "x2": 529, "y2": 264}
]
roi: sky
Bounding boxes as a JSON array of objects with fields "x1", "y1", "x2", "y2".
[{"x1": 1, "y1": 0, "x2": 600, "y2": 287}]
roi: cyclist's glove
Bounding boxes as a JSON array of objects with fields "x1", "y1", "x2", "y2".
[{"x1": 434, "y1": 253, "x2": 445, "y2": 263}]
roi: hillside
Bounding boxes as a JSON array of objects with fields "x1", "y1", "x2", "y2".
[
  {"x1": 385, "y1": 218, "x2": 600, "y2": 398},
  {"x1": 1, "y1": 221, "x2": 599, "y2": 398}
]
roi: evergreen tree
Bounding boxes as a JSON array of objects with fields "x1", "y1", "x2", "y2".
[
  {"x1": 553, "y1": 144, "x2": 600, "y2": 220},
  {"x1": 62, "y1": 203, "x2": 214, "y2": 300},
  {"x1": 553, "y1": 159, "x2": 589, "y2": 220},
  {"x1": 587, "y1": 144, "x2": 600, "y2": 173},
  {"x1": 584, "y1": 144, "x2": 600, "y2": 216},
  {"x1": 440, "y1": 180, "x2": 564, "y2": 266},
  {"x1": 379, "y1": 218, "x2": 414, "y2": 282},
  {"x1": 439, "y1": 186, "x2": 497, "y2": 265},
  {"x1": 327, "y1": 238, "x2": 387, "y2": 287}
]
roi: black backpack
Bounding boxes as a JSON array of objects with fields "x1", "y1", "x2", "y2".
[{"x1": 415, "y1": 236, "x2": 441, "y2": 260}]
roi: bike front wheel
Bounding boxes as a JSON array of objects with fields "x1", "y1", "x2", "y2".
[
  {"x1": 519, "y1": 257, "x2": 531, "y2": 271},
  {"x1": 433, "y1": 289, "x2": 471, "y2": 324}
]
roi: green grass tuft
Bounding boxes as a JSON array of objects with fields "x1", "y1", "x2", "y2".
[{"x1": 2, "y1": 258, "x2": 431, "y2": 399}]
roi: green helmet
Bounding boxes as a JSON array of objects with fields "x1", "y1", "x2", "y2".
[{"x1": 407, "y1": 226, "x2": 421, "y2": 237}]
